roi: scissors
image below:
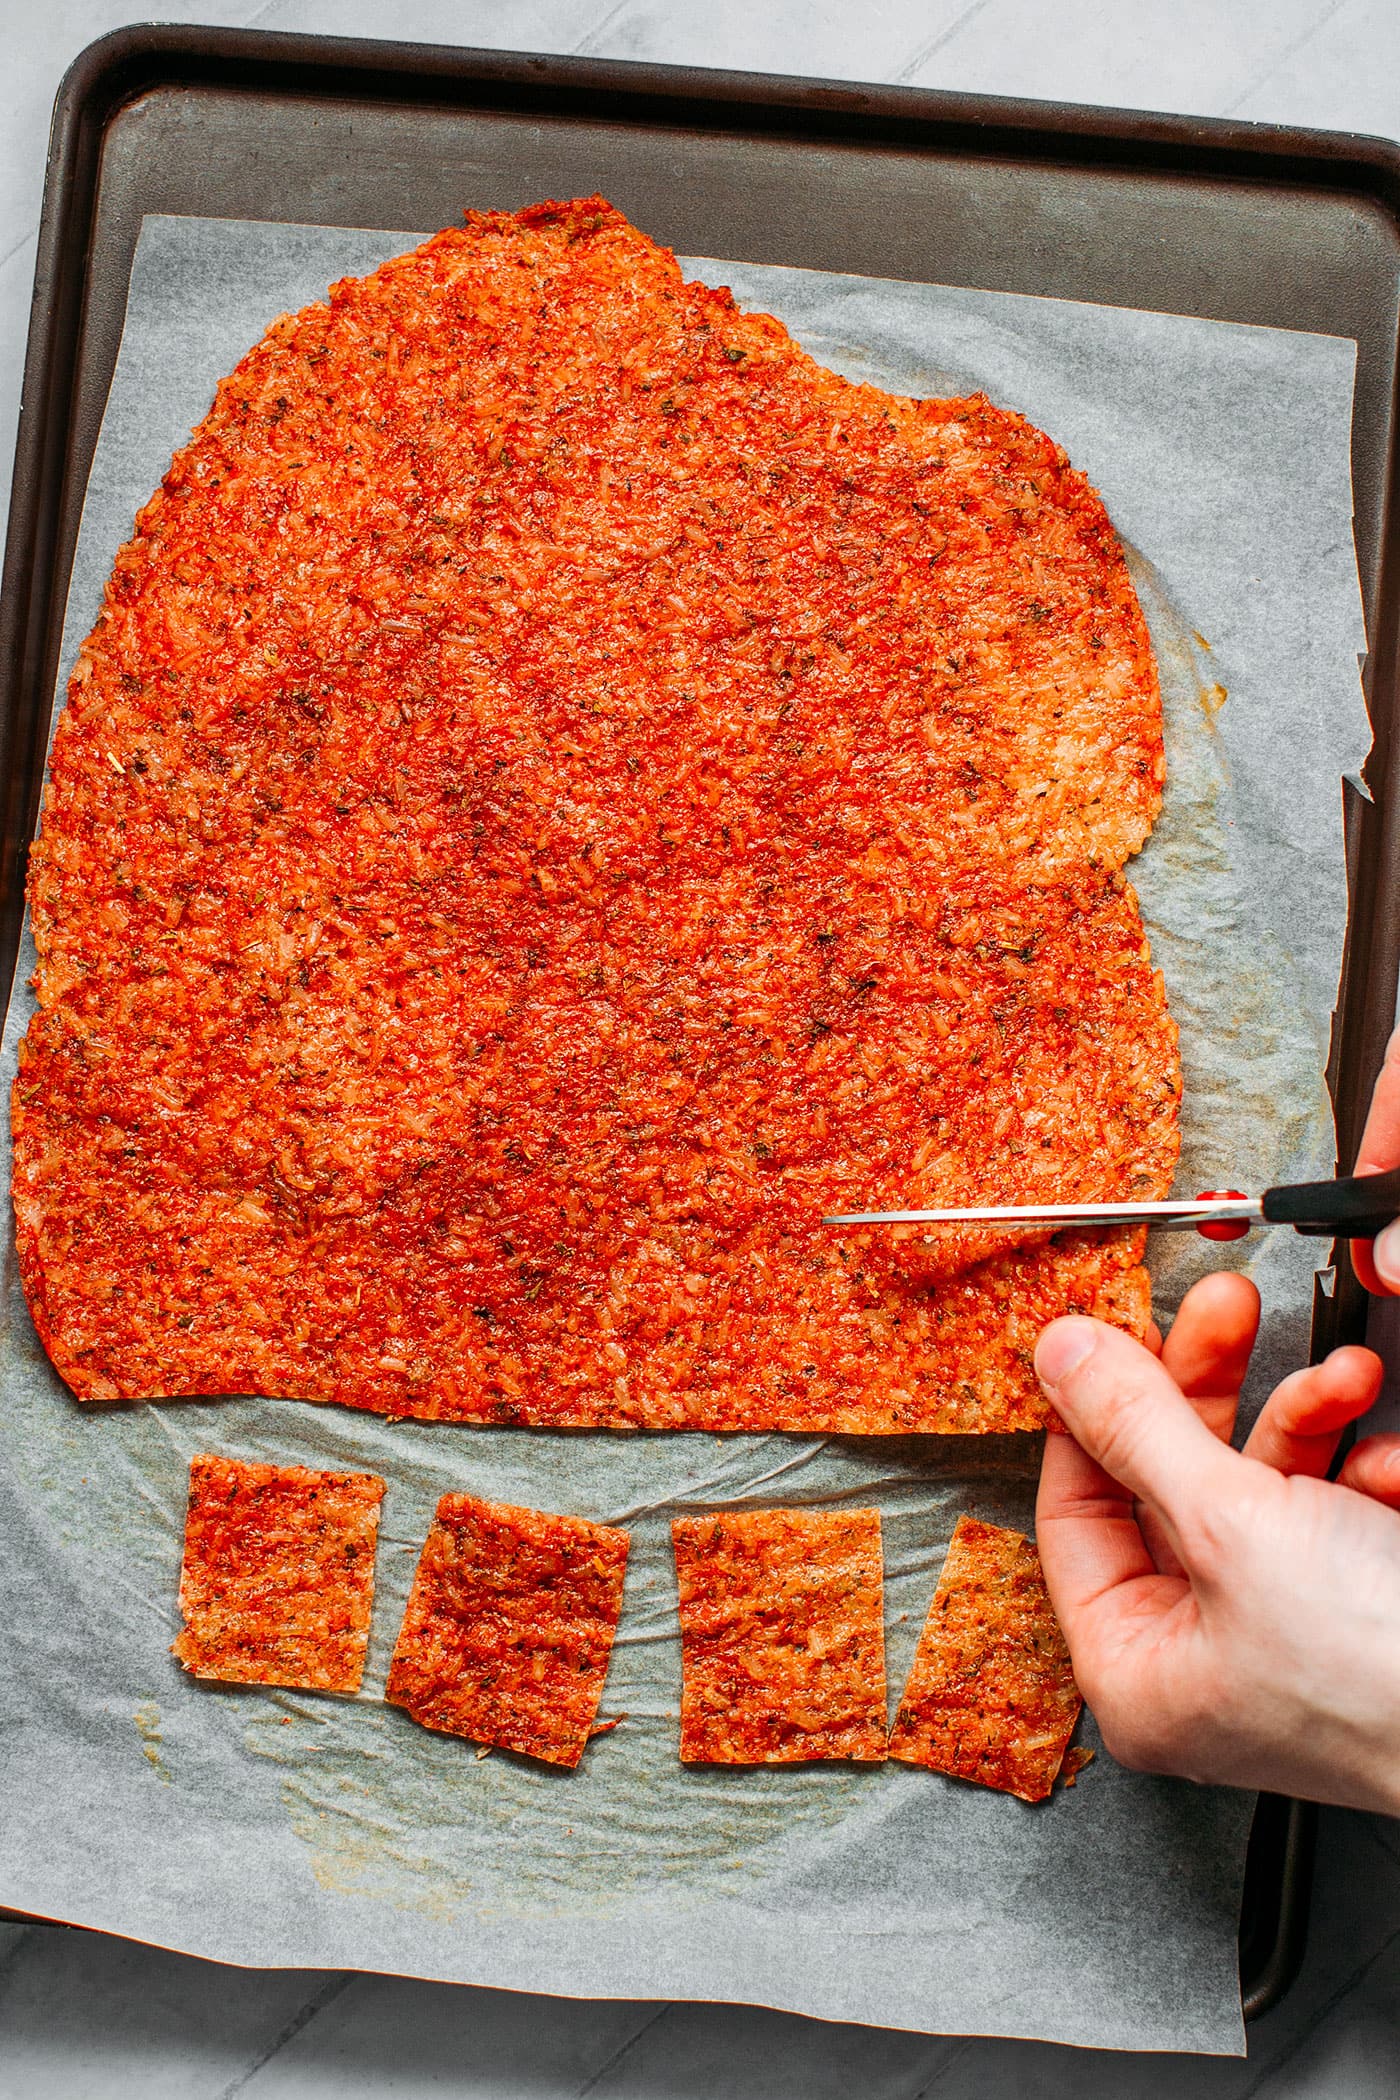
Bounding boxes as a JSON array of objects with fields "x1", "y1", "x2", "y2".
[{"x1": 824, "y1": 1166, "x2": 1400, "y2": 1242}]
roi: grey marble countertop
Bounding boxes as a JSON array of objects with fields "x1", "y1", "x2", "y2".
[{"x1": 4, "y1": 3, "x2": 1400, "y2": 2092}]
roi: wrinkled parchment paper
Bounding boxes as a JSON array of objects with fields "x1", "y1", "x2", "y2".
[{"x1": 0, "y1": 216, "x2": 1371, "y2": 2054}]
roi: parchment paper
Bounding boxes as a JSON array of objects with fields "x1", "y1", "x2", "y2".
[{"x1": 0, "y1": 215, "x2": 1371, "y2": 2055}]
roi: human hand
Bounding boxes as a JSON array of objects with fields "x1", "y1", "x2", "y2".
[
  {"x1": 1035, "y1": 1274, "x2": 1400, "y2": 1810},
  {"x1": 1351, "y1": 1023, "x2": 1400, "y2": 1294}
]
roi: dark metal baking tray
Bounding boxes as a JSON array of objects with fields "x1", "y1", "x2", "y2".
[{"x1": 4, "y1": 22, "x2": 1399, "y2": 2022}]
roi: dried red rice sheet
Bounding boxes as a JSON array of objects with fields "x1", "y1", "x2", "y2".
[
  {"x1": 16, "y1": 195, "x2": 1180, "y2": 1435},
  {"x1": 172, "y1": 1454, "x2": 384, "y2": 1693},
  {"x1": 888, "y1": 1514, "x2": 1082, "y2": 1801},
  {"x1": 673, "y1": 1506, "x2": 887, "y2": 1763},
  {"x1": 386, "y1": 1494, "x2": 629, "y2": 1768}
]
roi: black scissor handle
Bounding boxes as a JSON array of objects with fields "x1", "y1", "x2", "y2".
[{"x1": 1261, "y1": 1164, "x2": 1400, "y2": 1238}]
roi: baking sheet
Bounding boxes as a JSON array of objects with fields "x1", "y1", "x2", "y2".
[{"x1": 0, "y1": 213, "x2": 1371, "y2": 2055}]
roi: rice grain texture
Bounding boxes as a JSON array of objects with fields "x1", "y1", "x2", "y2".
[
  {"x1": 172, "y1": 1454, "x2": 384, "y2": 1692},
  {"x1": 386, "y1": 1493, "x2": 628, "y2": 1767},
  {"x1": 673, "y1": 1507, "x2": 888, "y2": 1764},
  {"x1": 888, "y1": 1514, "x2": 1082, "y2": 1801}
]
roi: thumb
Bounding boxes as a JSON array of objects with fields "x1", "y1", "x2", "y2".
[{"x1": 1036, "y1": 1315, "x2": 1240, "y2": 1539}]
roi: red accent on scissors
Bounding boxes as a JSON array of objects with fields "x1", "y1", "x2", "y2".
[{"x1": 1195, "y1": 1190, "x2": 1251, "y2": 1241}]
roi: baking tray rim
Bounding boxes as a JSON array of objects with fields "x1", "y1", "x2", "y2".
[
  {"x1": 5, "y1": 19, "x2": 1400, "y2": 2029},
  {"x1": 41, "y1": 21, "x2": 1400, "y2": 178}
]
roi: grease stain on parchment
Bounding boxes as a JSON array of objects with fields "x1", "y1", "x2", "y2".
[{"x1": 134, "y1": 1702, "x2": 172, "y2": 1784}]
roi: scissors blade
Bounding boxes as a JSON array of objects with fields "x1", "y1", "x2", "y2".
[{"x1": 823, "y1": 1198, "x2": 1264, "y2": 1229}]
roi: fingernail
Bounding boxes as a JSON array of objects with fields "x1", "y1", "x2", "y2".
[
  {"x1": 1375, "y1": 1221, "x2": 1400, "y2": 1289},
  {"x1": 1035, "y1": 1318, "x2": 1099, "y2": 1388}
]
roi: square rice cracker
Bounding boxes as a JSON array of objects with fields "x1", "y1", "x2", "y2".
[
  {"x1": 173, "y1": 1454, "x2": 385, "y2": 1694},
  {"x1": 673, "y1": 1507, "x2": 887, "y2": 1764},
  {"x1": 386, "y1": 1494, "x2": 629, "y2": 1768},
  {"x1": 888, "y1": 1514, "x2": 1082, "y2": 1801}
]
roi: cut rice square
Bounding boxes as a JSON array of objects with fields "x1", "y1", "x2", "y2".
[
  {"x1": 386, "y1": 1494, "x2": 629, "y2": 1768},
  {"x1": 172, "y1": 1454, "x2": 385, "y2": 1693},
  {"x1": 673, "y1": 1507, "x2": 887, "y2": 1763},
  {"x1": 888, "y1": 1514, "x2": 1082, "y2": 1801}
]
